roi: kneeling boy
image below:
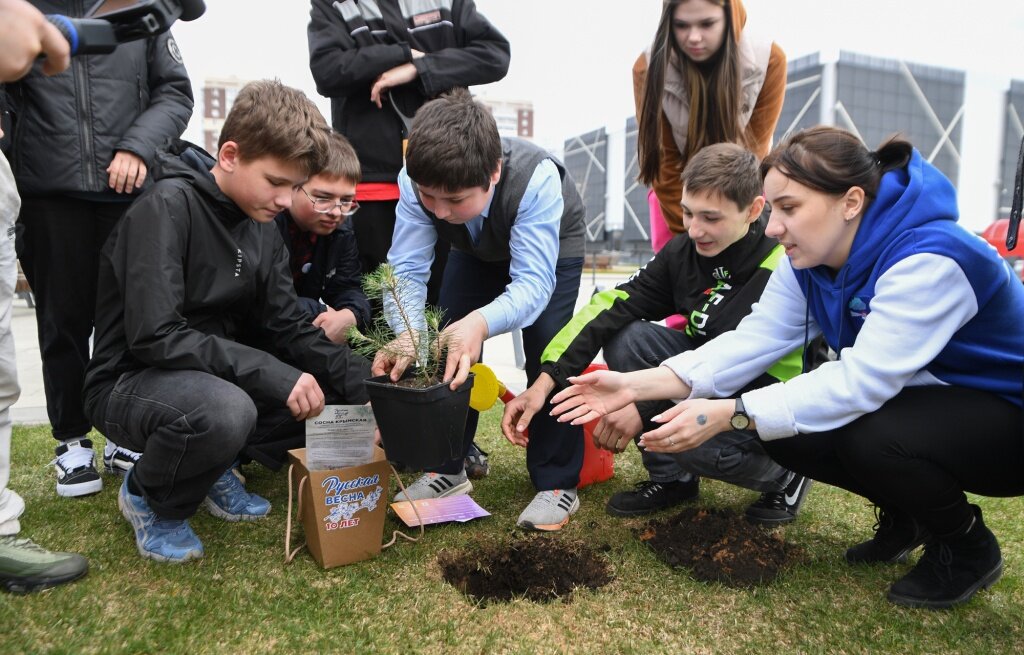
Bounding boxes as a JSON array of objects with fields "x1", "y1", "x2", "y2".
[
  {"x1": 503, "y1": 143, "x2": 810, "y2": 525},
  {"x1": 374, "y1": 89, "x2": 586, "y2": 531},
  {"x1": 84, "y1": 81, "x2": 371, "y2": 563}
]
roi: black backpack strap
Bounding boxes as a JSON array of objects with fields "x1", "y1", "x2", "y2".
[{"x1": 1006, "y1": 134, "x2": 1024, "y2": 250}]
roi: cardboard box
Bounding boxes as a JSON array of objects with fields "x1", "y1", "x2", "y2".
[{"x1": 287, "y1": 447, "x2": 391, "y2": 568}]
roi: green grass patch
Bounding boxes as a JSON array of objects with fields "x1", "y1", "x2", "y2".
[{"x1": 3, "y1": 411, "x2": 1024, "y2": 654}]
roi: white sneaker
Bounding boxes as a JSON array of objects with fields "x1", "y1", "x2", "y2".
[
  {"x1": 103, "y1": 441, "x2": 141, "y2": 476},
  {"x1": 51, "y1": 439, "x2": 102, "y2": 498},
  {"x1": 516, "y1": 489, "x2": 579, "y2": 532},
  {"x1": 393, "y1": 471, "x2": 472, "y2": 502}
]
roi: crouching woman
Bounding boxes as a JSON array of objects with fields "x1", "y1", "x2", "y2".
[{"x1": 550, "y1": 126, "x2": 1024, "y2": 609}]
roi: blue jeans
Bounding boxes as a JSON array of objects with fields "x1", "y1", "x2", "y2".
[
  {"x1": 434, "y1": 250, "x2": 585, "y2": 491},
  {"x1": 603, "y1": 321, "x2": 789, "y2": 493},
  {"x1": 89, "y1": 368, "x2": 303, "y2": 519}
]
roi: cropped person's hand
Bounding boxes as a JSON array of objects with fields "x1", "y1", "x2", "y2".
[
  {"x1": 440, "y1": 311, "x2": 488, "y2": 390},
  {"x1": 106, "y1": 151, "x2": 147, "y2": 193},
  {"x1": 370, "y1": 62, "x2": 419, "y2": 108},
  {"x1": 0, "y1": 0, "x2": 70, "y2": 82},
  {"x1": 592, "y1": 403, "x2": 643, "y2": 453},
  {"x1": 638, "y1": 398, "x2": 734, "y2": 454},
  {"x1": 549, "y1": 369, "x2": 635, "y2": 425},
  {"x1": 287, "y1": 373, "x2": 325, "y2": 421},
  {"x1": 371, "y1": 330, "x2": 418, "y2": 381},
  {"x1": 501, "y1": 381, "x2": 551, "y2": 447},
  {"x1": 313, "y1": 307, "x2": 358, "y2": 344}
]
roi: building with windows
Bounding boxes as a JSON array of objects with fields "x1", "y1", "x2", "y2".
[
  {"x1": 478, "y1": 97, "x2": 534, "y2": 139},
  {"x1": 197, "y1": 76, "x2": 248, "y2": 154}
]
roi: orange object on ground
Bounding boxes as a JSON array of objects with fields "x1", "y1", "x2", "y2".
[{"x1": 577, "y1": 363, "x2": 615, "y2": 489}]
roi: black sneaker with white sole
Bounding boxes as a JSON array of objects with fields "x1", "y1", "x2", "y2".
[
  {"x1": 464, "y1": 442, "x2": 489, "y2": 480},
  {"x1": 103, "y1": 442, "x2": 141, "y2": 476},
  {"x1": 744, "y1": 474, "x2": 811, "y2": 525},
  {"x1": 51, "y1": 439, "x2": 102, "y2": 498}
]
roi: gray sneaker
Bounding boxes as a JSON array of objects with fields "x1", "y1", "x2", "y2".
[
  {"x1": 516, "y1": 489, "x2": 579, "y2": 532},
  {"x1": 0, "y1": 535, "x2": 89, "y2": 594},
  {"x1": 394, "y1": 471, "x2": 472, "y2": 502}
]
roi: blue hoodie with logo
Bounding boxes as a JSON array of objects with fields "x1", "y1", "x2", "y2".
[{"x1": 792, "y1": 149, "x2": 1024, "y2": 406}]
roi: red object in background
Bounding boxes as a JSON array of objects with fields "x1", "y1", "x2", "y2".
[
  {"x1": 578, "y1": 363, "x2": 615, "y2": 489},
  {"x1": 981, "y1": 218, "x2": 1021, "y2": 257}
]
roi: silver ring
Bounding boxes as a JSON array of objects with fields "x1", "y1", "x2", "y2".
[{"x1": 668, "y1": 438, "x2": 674, "y2": 445}]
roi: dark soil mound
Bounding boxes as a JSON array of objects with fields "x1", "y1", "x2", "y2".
[
  {"x1": 439, "y1": 536, "x2": 614, "y2": 604},
  {"x1": 638, "y1": 507, "x2": 795, "y2": 587}
]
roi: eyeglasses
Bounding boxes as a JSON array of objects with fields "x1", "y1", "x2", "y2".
[{"x1": 301, "y1": 187, "x2": 360, "y2": 216}]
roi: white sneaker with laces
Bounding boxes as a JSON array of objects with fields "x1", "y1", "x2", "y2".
[
  {"x1": 516, "y1": 489, "x2": 579, "y2": 532},
  {"x1": 393, "y1": 471, "x2": 472, "y2": 502},
  {"x1": 51, "y1": 439, "x2": 102, "y2": 498}
]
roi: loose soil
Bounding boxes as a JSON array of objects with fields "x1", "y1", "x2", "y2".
[
  {"x1": 438, "y1": 536, "x2": 614, "y2": 604},
  {"x1": 637, "y1": 507, "x2": 796, "y2": 587}
]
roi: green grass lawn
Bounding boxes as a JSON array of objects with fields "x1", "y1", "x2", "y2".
[{"x1": 4, "y1": 411, "x2": 1024, "y2": 654}]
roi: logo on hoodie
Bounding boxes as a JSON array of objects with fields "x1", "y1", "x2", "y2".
[
  {"x1": 848, "y1": 296, "x2": 870, "y2": 319},
  {"x1": 234, "y1": 249, "x2": 243, "y2": 277}
]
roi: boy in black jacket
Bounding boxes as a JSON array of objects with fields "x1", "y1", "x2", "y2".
[
  {"x1": 274, "y1": 131, "x2": 370, "y2": 343},
  {"x1": 83, "y1": 81, "x2": 371, "y2": 563},
  {"x1": 502, "y1": 144, "x2": 811, "y2": 525},
  {"x1": 5, "y1": 0, "x2": 193, "y2": 498}
]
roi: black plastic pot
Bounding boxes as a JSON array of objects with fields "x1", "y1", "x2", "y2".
[{"x1": 364, "y1": 372, "x2": 475, "y2": 471}]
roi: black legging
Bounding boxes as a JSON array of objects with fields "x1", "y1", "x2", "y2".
[{"x1": 760, "y1": 386, "x2": 1024, "y2": 537}]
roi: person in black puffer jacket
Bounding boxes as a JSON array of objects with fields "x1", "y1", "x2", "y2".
[{"x1": 1, "y1": 0, "x2": 193, "y2": 500}]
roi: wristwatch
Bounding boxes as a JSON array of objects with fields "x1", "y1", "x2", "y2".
[{"x1": 729, "y1": 398, "x2": 750, "y2": 430}]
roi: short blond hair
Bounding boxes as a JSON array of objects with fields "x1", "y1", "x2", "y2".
[{"x1": 218, "y1": 79, "x2": 329, "y2": 176}]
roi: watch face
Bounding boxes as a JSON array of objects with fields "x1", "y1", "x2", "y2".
[{"x1": 730, "y1": 414, "x2": 750, "y2": 430}]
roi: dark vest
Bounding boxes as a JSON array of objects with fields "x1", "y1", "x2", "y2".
[{"x1": 420, "y1": 137, "x2": 586, "y2": 262}]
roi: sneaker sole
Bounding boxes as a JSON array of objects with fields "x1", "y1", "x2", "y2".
[
  {"x1": 886, "y1": 558, "x2": 1003, "y2": 609},
  {"x1": 56, "y1": 478, "x2": 102, "y2": 498},
  {"x1": 394, "y1": 479, "x2": 472, "y2": 503},
  {"x1": 103, "y1": 462, "x2": 134, "y2": 477},
  {"x1": 201, "y1": 497, "x2": 271, "y2": 522},
  {"x1": 517, "y1": 495, "x2": 581, "y2": 532},
  {"x1": 0, "y1": 568, "x2": 89, "y2": 594},
  {"x1": 117, "y1": 493, "x2": 204, "y2": 564}
]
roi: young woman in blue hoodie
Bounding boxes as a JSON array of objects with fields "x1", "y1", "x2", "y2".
[{"x1": 549, "y1": 126, "x2": 1024, "y2": 609}]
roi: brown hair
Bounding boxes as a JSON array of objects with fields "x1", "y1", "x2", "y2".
[
  {"x1": 318, "y1": 131, "x2": 361, "y2": 183},
  {"x1": 682, "y1": 142, "x2": 761, "y2": 209},
  {"x1": 218, "y1": 79, "x2": 330, "y2": 177},
  {"x1": 637, "y1": 0, "x2": 747, "y2": 185},
  {"x1": 761, "y1": 126, "x2": 913, "y2": 205},
  {"x1": 405, "y1": 88, "x2": 502, "y2": 191}
]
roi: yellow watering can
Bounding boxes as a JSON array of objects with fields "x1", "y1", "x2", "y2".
[{"x1": 468, "y1": 363, "x2": 517, "y2": 412}]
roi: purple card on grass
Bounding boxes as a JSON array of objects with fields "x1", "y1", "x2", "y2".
[{"x1": 390, "y1": 495, "x2": 490, "y2": 527}]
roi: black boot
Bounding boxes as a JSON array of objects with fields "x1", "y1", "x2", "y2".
[
  {"x1": 846, "y1": 505, "x2": 929, "y2": 565},
  {"x1": 887, "y1": 505, "x2": 1003, "y2": 609}
]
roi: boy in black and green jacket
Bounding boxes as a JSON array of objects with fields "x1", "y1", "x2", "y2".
[{"x1": 502, "y1": 143, "x2": 811, "y2": 525}]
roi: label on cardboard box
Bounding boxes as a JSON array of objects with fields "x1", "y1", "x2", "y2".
[{"x1": 305, "y1": 405, "x2": 376, "y2": 470}]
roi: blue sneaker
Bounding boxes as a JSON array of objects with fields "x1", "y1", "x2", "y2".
[
  {"x1": 201, "y1": 467, "x2": 271, "y2": 522},
  {"x1": 118, "y1": 471, "x2": 203, "y2": 563}
]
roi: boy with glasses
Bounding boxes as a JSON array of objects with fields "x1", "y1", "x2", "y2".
[{"x1": 274, "y1": 132, "x2": 370, "y2": 344}]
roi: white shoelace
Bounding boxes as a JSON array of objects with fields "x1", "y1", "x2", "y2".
[{"x1": 51, "y1": 443, "x2": 94, "y2": 472}]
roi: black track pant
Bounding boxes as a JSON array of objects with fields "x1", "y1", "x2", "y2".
[{"x1": 761, "y1": 386, "x2": 1024, "y2": 537}]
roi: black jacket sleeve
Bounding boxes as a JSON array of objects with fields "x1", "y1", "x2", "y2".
[
  {"x1": 115, "y1": 32, "x2": 194, "y2": 166},
  {"x1": 308, "y1": 0, "x2": 413, "y2": 97},
  {"x1": 115, "y1": 191, "x2": 304, "y2": 404},
  {"x1": 259, "y1": 236, "x2": 372, "y2": 403},
  {"x1": 320, "y1": 223, "x2": 372, "y2": 327},
  {"x1": 411, "y1": 0, "x2": 511, "y2": 97},
  {"x1": 539, "y1": 250, "x2": 680, "y2": 389},
  {"x1": 307, "y1": 0, "x2": 509, "y2": 99}
]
